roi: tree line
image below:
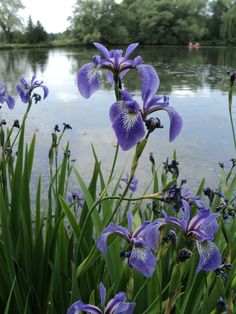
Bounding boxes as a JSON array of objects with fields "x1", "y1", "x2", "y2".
[
  {"x1": 0, "y1": 0, "x2": 236, "y2": 45},
  {"x1": 68, "y1": 0, "x2": 236, "y2": 45}
]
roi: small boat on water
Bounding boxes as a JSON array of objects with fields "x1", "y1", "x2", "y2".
[{"x1": 187, "y1": 42, "x2": 201, "y2": 48}]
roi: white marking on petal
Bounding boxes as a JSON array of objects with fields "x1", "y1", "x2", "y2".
[
  {"x1": 86, "y1": 64, "x2": 99, "y2": 83},
  {"x1": 131, "y1": 245, "x2": 148, "y2": 262},
  {"x1": 122, "y1": 112, "x2": 139, "y2": 131}
]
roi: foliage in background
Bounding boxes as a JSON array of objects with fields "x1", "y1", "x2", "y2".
[
  {"x1": 0, "y1": 0, "x2": 24, "y2": 43},
  {"x1": 0, "y1": 43, "x2": 235, "y2": 314},
  {"x1": 1, "y1": 0, "x2": 236, "y2": 46}
]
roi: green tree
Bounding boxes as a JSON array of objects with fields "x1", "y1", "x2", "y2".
[
  {"x1": 208, "y1": 0, "x2": 232, "y2": 41},
  {"x1": 25, "y1": 16, "x2": 48, "y2": 44},
  {"x1": 220, "y1": 0, "x2": 236, "y2": 42},
  {"x1": 0, "y1": 0, "x2": 24, "y2": 43},
  {"x1": 69, "y1": 0, "x2": 101, "y2": 43}
]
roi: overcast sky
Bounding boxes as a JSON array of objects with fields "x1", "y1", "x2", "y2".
[{"x1": 20, "y1": 0, "x2": 76, "y2": 33}]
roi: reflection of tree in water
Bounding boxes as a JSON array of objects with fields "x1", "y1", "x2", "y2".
[
  {"x1": 51, "y1": 46, "x2": 236, "y2": 96},
  {"x1": 0, "y1": 49, "x2": 49, "y2": 94},
  {"x1": 27, "y1": 49, "x2": 49, "y2": 74}
]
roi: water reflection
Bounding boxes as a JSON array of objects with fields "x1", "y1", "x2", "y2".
[{"x1": 0, "y1": 46, "x2": 235, "y2": 197}]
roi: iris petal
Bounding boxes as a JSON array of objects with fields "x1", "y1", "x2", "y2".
[
  {"x1": 67, "y1": 301, "x2": 102, "y2": 314},
  {"x1": 109, "y1": 101, "x2": 124, "y2": 123},
  {"x1": 42, "y1": 85, "x2": 49, "y2": 99},
  {"x1": 137, "y1": 64, "x2": 160, "y2": 104},
  {"x1": 129, "y1": 240, "x2": 157, "y2": 277},
  {"x1": 196, "y1": 240, "x2": 221, "y2": 272},
  {"x1": 105, "y1": 292, "x2": 126, "y2": 313},
  {"x1": 99, "y1": 282, "x2": 106, "y2": 308},
  {"x1": 124, "y1": 43, "x2": 139, "y2": 58},
  {"x1": 111, "y1": 108, "x2": 145, "y2": 151},
  {"x1": 77, "y1": 63, "x2": 99, "y2": 99},
  {"x1": 93, "y1": 42, "x2": 110, "y2": 59},
  {"x1": 6, "y1": 94, "x2": 15, "y2": 109},
  {"x1": 113, "y1": 302, "x2": 136, "y2": 314},
  {"x1": 97, "y1": 224, "x2": 130, "y2": 253}
]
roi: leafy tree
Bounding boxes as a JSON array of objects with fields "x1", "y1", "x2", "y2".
[
  {"x1": 220, "y1": 0, "x2": 236, "y2": 42},
  {"x1": 208, "y1": 0, "x2": 232, "y2": 40},
  {"x1": 25, "y1": 16, "x2": 48, "y2": 44},
  {"x1": 69, "y1": 0, "x2": 101, "y2": 43},
  {"x1": 0, "y1": 0, "x2": 24, "y2": 42}
]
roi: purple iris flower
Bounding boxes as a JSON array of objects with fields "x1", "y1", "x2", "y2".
[
  {"x1": 67, "y1": 282, "x2": 135, "y2": 314},
  {"x1": 162, "y1": 200, "x2": 221, "y2": 272},
  {"x1": 109, "y1": 66, "x2": 183, "y2": 150},
  {"x1": 0, "y1": 84, "x2": 15, "y2": 109},
  {"x1": 121, "y1": 174, "x2": 138, "y2": 193},
  {"x1": 77, "y1": 42, "x2": 143, "y2": 98},
  {"x1": 97, "y1": 212, "x2": 165, "y2": 277},
  {"x1": 68, "y1": 189, "x2": 84, "y2": 207},
  {"x1": 16, "y1": 75, "x2": 49, "y2": 103}
]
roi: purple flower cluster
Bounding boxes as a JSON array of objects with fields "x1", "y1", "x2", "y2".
[
  {"x1": 77, "y1": 42, "x2": 183, "y2": 151},
  {"x1": 97, "y1": 212, "x2": 165, "y2": 277},
  {"x1": 0, "y1": 75, "x2": 49, "y2": 111},
  {"x1": 163, "y1": 201, "x2": 221, "y2": 271},
  {"x1": 16, "y1": 75, "x2": 49, "y2": 103},
  {"x1": 97, "y1": 200, "x2": 221, "y2": 277},
  {"x1": 68, "y1": 282, "x2": 135, "y2": 314},
  {"x1": 68, "y1": 189, "x2": 84, "y2": 207}
]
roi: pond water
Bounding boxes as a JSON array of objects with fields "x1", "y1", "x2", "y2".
[{"x1": 0, "y1": 46, "x2": 235, "y2": 197}]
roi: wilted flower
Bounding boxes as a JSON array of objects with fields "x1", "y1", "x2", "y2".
[
  {"x1": 68, "y1": 189, "x2": 84, "y2": 207},
  {"x1": 109, "y1": 66, "x2": 182, "y2": 150},
  {"x1": 67, "y1": 282, "x2": 136, "y2": 314},
  {"x1": 121, "y1": 174, "x2": 138, "y2": 192},
  {"x1": 77, "y1": 42, "x2": 143, "y2": 98},
  {"x1": 16, "y1": 75, "x2": 49, "y2": 103},
  {"x1": 97, "y1": 212, "x2": 165, "y2": 277},
  {"x1": 0, "y1": 84, "x2": 15, "y2": 109},
  {"x1": 162, "y1": 201, "x2": 221, "y2": 271}
]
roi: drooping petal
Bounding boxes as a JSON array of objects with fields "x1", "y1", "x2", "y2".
[
  {"x1": 144, "y1": 95, "x2": 169, "y2": 113},
  {"x1": 113, "y1": 302, "x2": 136, "y2": 314},
  {"x1": 97, "y1": 224, "x2": 130, "y2": 253},
  {"x1": 124, "y1": 43, "x2": 139, "y2": 58},
  {"x1": 105, "y1": 292, "x2": 126, "y2": 313},
  {"x1": 77, "y1": 63, "x2": 100, "y2": 98},
  {"x1": 67, "y1": 300, "x2": 102, "y2": 314},
  {"x1": 129, "y1": 239, "x2": 157, "y2": 277},
  {"x1": 111, "y1": 101, "x2": 145, "y2": 151},
  {"x1": 196, "y1": 240, "x2": 221, "y2": 272},
  {"x1": 137, "y1": 64, "x2": 160, "y2": 104},
  {"x1": 5, "y1": 94, "x2": 15, "y2": 109},
  {"x1": 93, "y1": 42, "x2": 110, "y2": 59},
  {"x1": 163, "y1": 210, "x2": 186, "y2": 233},
  {"x1": 42, "y1": 85, "x2": 49, "y2": 99},
  {"x1": 99, "y1": 282, "x2": 106, "y2": 308},
  {"x1": 149, "y1": 104, "x2": 182, "y2": 142}
]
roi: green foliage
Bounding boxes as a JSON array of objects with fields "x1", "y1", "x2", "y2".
[
  {"x1": 24, "y1": 16, "x2": 48, "y2": 44},
  {"x1": 0, "y1": 0, "x2": 24, "y2": 43},
  {"x1": 68, "y1": 0, "x2": 236, "y2": 45}
]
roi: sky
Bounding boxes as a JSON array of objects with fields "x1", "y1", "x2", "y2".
[{"x1": 20, "y1": 0, "x2": 76, "y2": 33}]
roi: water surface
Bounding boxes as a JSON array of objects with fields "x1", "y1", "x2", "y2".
[{"x1": 0, "y1": 46, "x2": 235, "y2": 196}]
